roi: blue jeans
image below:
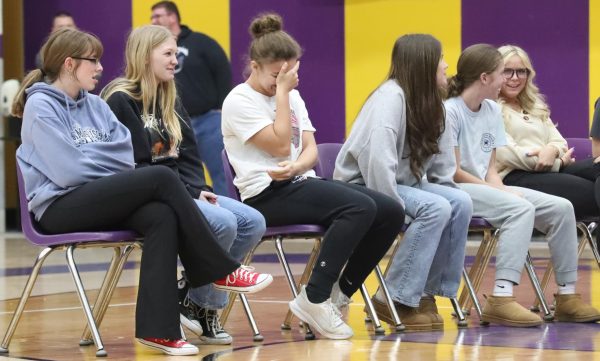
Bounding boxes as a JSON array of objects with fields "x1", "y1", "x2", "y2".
[
  {"x1": 188, "y1": 196, "x2": 266, "y2": 309},
  {"x1": 385, "y1": 182, "x2": 472, "y2": 307},
  {"x1": 190, "y1": 110, "x2": 227, "y2": 196}
]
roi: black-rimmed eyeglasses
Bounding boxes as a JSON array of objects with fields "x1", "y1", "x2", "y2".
[
  {"x1": 502, "y1": 68, "x2": 530, "y2": 79},
  {"x1": 72, "y1": 57, "x2": 100, "y2": 65}
]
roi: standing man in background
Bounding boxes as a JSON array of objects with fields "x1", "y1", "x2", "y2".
[
  {"x1": 151, "y1": 1, "x2": 232, "y2": 195},
  {"x1": 35, "y1": 11, "x2": 77, "y2": 69}
]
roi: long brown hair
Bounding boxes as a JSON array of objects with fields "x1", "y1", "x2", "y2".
[
  {"x1": 12, "y1": 28, "x2": 103, "y2": 117},
  {"x1": 446, "y1": 43, "x2": 502, "y2": 98},
  {"x1": 387, "y1": 34, "x2": 445, "y2": 180}
]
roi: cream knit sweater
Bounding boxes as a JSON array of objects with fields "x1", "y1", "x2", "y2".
[{"x1": 496, "y1": 105, "x2": 567, "y2": 179}]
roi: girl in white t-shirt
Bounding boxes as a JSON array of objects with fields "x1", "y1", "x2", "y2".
[
  {"x1": 446, "y1": 44, "x2": 599, "y2": 327},
  {"x1": 222, "y1": 13, "x2": 405, "y2": 340}
]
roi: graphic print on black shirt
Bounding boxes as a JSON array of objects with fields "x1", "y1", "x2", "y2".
[{"x1": 141, "y1": 113, "x2": 179, "y2": 163}]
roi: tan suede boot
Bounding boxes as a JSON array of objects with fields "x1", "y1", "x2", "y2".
[
  {"x1": 481, "y1": 295, "x2": 542, "y2": 327},
  {"x1": 368, "y1": 297, "x2": 432, "y2": 331},
  {"x1": 419, "y1": 296, "x2": 444, "y2": 330},
  {"x1": 554, "y1": 293, "x2": 600, "y2": 323}
]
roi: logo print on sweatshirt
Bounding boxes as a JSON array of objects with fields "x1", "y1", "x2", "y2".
[
  {"x1": 71, "y1": 124, "x2": 110, "y2": 146},
  {"x1": 175, "y1": 46, "x2": 189, "y2": 74},
  {"x1": 480, "y1": 133, "x2": 495, "y2": 153}
]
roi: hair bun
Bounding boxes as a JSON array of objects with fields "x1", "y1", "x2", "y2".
[{"x1": 249, "y1": 13, "x2": 283, "y2": 39}]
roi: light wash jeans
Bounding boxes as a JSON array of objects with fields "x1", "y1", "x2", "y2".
[
  {"x1": 459, "y1": 183, "x2": 578, "y2": 285},
  {"x1": 385, "y1": 181, "x2": 472, "y2": 307},
  {"x1": 188, "y1": 196, "x2": 266, "y2": 309},
  {"x1": 190, "y1": 110, "x2": 227, "y2": 196}
]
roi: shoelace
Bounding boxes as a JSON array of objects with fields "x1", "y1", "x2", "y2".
[
  {"x1": 325, "y1": 300, "x2": 345, "y2": 326},
  {"x1": 228, "y1": 265, "x2": 258, "y2": 283},
  {"x1": 204, "y1": 309, "x2": 225, "y2": 334},
  {"x1": 182, "y1": 294, "x2": 204, "y2": 321}
]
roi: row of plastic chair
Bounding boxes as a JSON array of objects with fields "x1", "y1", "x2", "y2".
[{"x1": 3, "y1": 139, "x2": 599, "y2": 357}]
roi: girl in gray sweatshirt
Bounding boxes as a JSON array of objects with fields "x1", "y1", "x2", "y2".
[{"x1": 334, "y1": 34, "x2": 472, "y2": 331}]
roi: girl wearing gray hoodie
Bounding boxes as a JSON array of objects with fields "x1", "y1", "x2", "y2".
[{"x1": 13, "y1": 28, "x2": 271, "y2": 356}]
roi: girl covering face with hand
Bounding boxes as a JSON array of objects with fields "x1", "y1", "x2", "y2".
[{"x1": 222, "y1": 13, "x2": 405, "y2": 340}]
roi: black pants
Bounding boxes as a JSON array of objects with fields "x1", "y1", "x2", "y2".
[
  {"x1": 246, "y1": 177, "x2": 405, "y2": 302},
  {"x1": 504, "y1": 158, "x2": 600, "y2": 219},
  {"x1": 39, "y1": 166, "x2": 239, "y2": 339}
]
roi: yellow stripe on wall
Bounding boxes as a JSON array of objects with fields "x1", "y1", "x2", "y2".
[
  {"x1": 590, "y1": 0, "x2": 600, "y2": 128},
  {"x1": 344, "y1": 0, "x2": 461, "y2": 134},
  {"x1": 131, "y1": 0, "x2": 230, "y2": 57}
]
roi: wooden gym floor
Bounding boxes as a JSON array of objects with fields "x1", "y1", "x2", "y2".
[{"x1": 1, "y1": 234, "x2": 600, "y2": 360}]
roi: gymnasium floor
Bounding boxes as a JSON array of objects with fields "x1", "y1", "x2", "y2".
[{"x1": 1, "y1": 234, "x2": 600, "y2": 360}]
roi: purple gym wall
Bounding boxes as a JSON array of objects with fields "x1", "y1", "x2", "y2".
[
  {"x1": 24, "y1": 0, "x2": 131, "y2": 91},
  {"x1": 229, "y1": 0, "x2": 346, "y2": 143},
  {"x1": 462, "y1": 0, "x2": 589, "y2": 137}
]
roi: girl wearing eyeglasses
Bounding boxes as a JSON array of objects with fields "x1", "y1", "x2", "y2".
[
  {"x1": 446, "y1": 44, "x2": 600, "y2": 327},
  {"x1": 13, "y1": 27, "x2": 271, "y2": 356},
  {"x1": 496, "y1": 45, "x2": 600, "y2": 222}
]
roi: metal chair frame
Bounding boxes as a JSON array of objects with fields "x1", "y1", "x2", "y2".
[{"x1": 0, "y1": 164, "x2": 141, "y2": 357}]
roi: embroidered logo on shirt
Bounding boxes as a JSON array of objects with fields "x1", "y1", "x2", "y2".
[
  {"x1": 71, "y1": 123, "x2": 111, "y2": 146},
  {"x1": 480, "y1": 133, "x2": 495, "y2": 152}
]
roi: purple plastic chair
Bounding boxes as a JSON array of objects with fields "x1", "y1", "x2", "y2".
[
  {"x1": 0, "y1": 164, "x2": 141, "y2": 357},
  {"x1": 219, "y1": 150, "x2": 324, "y2": 341}
]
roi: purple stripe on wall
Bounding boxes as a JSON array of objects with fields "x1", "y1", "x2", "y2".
[
  {"x1": 462, "y1": 0, "x2": 589, "y2": 137},
  {"x1": 230, "y1": 0, "x2": 345, "y2": 143},
  {"x1": 24, "y1": 0, "x2": 131, "y2": 91}
]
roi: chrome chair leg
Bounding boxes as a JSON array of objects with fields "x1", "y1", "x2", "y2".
[
  {"x1": 220, "y1": 247, "x2": 257, "y2": 326},
  {"x1": 80, "y1": 243, "x2": 140, "y2": 345},
  {"x1": 451, "y1": 297, "x2": 468, "y2": 327},
  {"x1": 462, "y1": 267, "x2": 483, "y2": 318},
  {"x1": 374, "y1": 265, "x2": 404, "y2": 332},
  {"x1": 219, "y1": 245, "x2": 263, "y2": 341},
  {"x1": 361, "y1": 284, "x2": 385, "y2": 335},
  {"x1": 282, "y1": 238, "x2": 321, "y2": 330},
  {"x1": 525, "y1": 252, "x2": 553, "y2": 322},
  {"x1": 0, "y1": 247, "x2": 55, "y2": 354},
  {"x1": 66, "y1": 246, "x2": 107, "y2": 357},
  {"x1": 239, "y1": 293, "x2": 263, "y2": 342},
  {"x1": 274, "y1": 236, "x2": 315, "y2": 340},
  {"x1": 79, "y1": 246, "x2": 125, "y2": 345}
]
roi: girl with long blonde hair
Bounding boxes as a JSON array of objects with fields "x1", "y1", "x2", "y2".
[
  {"x1": 102, "y1": 25, "x2": 269, "y2": 346},
  {"x1": 496, "y1": 44, "x2": 600, "y2": 220}
]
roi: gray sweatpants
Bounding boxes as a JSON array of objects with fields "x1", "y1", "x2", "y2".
[{"x1": 459, "y1": 184, "x2": 578, "y2": 285}]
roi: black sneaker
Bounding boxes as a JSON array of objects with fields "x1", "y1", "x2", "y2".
[
  {"x1": 197, "y1": 308, "x2": 232, "y2": 345},
  {"x1": 178, "y1": 274, "x2": 233, "y2": 345}
]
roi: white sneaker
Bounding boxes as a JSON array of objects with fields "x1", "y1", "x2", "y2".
[
  {"x1": 330, "y1": 281, "x2": 353, "y2": 318},
  {"x1": 289, "y1": 286, "x2": 354, "y2": 339}
]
